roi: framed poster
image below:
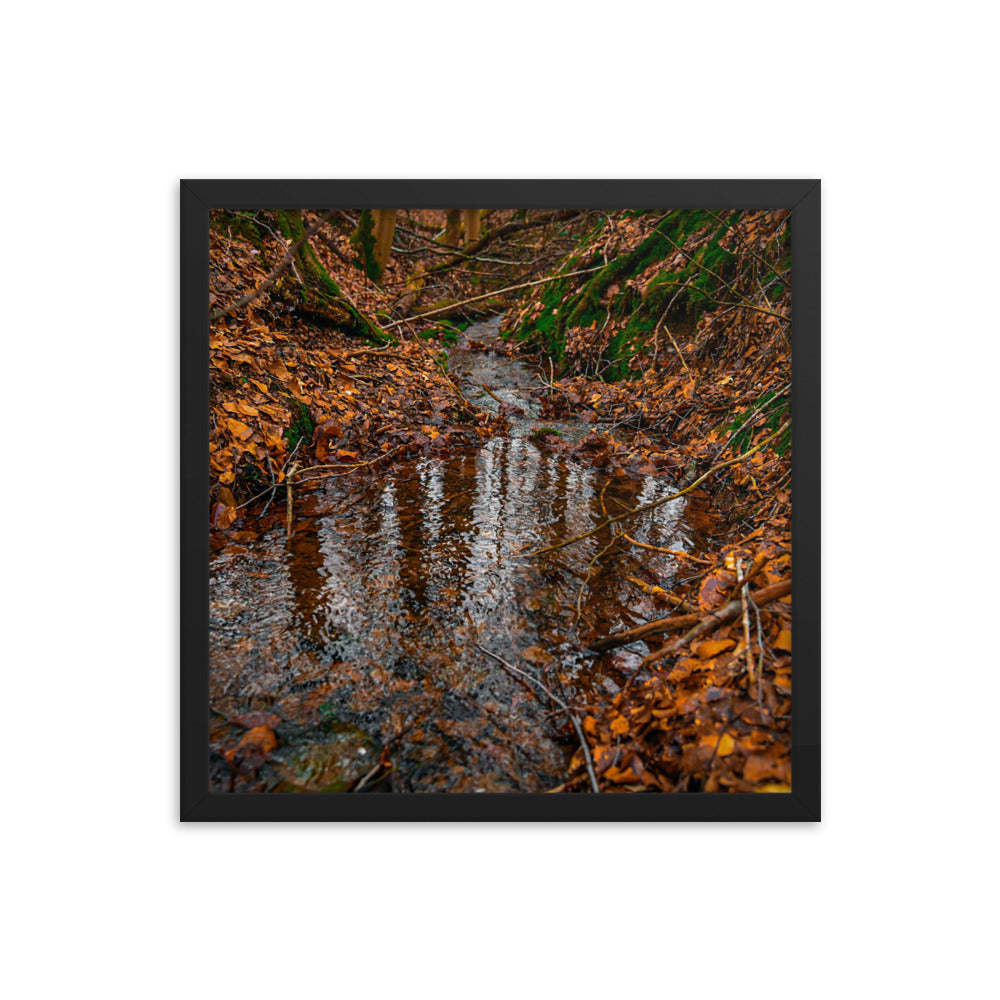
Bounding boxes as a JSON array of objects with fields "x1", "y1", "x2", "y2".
[{"x1": 181, "y1": 179, "x2": 820, "y2": 820}]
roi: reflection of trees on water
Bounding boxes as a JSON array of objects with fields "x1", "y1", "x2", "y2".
[
  {"x1": 393, "y1": 466, "x2": 433, "y2": 608},
  {"x1": 284, "y1": 520, "x2": 331, "y2": 649},
  {"x1": 278, "y1": 442, "x2": 688, "y2": 662}
]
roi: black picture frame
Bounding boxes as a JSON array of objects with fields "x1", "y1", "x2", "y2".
[{"x1": 182, "y1": 179, "x2": 820, "y2": 821}]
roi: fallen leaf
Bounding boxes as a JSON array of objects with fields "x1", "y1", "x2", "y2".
[
  {"x1": 225, "y1": 418, "x2": 253, "y2": 440},
  {"x1": 698, "y1": 570, "x2": 736, "y2": 611},
  {"x1": 692, "y1": 638, "x2": 736, "y2": 659}
]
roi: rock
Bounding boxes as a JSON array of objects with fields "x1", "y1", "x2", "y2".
[{"x1": 268, "y1": 723, "x2": 378, "y2": 793}]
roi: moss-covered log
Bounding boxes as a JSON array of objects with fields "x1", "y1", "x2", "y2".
[{"x1": 275, "y1": 210, "x2": 386, "y2": 341}]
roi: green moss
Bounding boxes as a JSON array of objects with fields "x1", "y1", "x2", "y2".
[
  {"x1": 722, "y1": 389, "x2": 791, "y2": 455},
  {"x1": 349, "y1": 209, "x2": 379, "y2": 280},
  {"x1": 418, "y1": 320, "x2": 462, "y2": 346},
  {"x1": 284, "y1": 399, "x2": 315, "y2": 451},
  {"x1": 509, "y1": 209, "x2": 785, "y2": 378},
  {"x1": 529, "y1": 426, "x2": 563, "y2": 442},
  {"x1": 211, "y1": 210, "x2": 267, "y2": 248},
  {"x1": 274, "y1": 210, "x2": 387, "y2": 343}
]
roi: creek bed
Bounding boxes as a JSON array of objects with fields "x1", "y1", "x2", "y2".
[{"x1": 210, "y1": 316, "x2": 697, "y2": 792}]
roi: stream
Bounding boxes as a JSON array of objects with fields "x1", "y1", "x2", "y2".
[{"x1": 209, "y1": 316, "x2": 701, "y2": 792}]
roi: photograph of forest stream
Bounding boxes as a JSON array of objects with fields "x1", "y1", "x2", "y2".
[{"x1": 207, "y1": 206, "x2": 793, "y2": 795}]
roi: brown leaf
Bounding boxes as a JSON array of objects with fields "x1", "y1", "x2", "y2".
[
  {"x1": 225, "y1": 724, "x2": 278, "y2": 772},
  {"x1": 520, "y1": 645, "x2": 553, "y2": 667},
  {"x1": 232, "y1": 713, "x2": 281, "y2": 730},
  {"x1": 603, "y1": 765, "x2": 639, "y2": 784},
  {"x1": 698, "y1": 570, "x2": 736, "y2": 611},
  {"x1": 225, "y1": 418, "x2": 253, "y2": 440},
  {"x1": 211, "y1": 502, "x2": 237, "y2": 529},
  {"x1": 743, "y1": 750, "x2": 789, "y2": 784}
]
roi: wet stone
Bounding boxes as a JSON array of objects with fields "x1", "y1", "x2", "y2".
[{"x1": 266, "y1": 723, "x2": 379, "y2": 793}]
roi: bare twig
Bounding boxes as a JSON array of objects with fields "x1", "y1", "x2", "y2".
[
  {"x1": 382, "y1": 267, "x2": 603, "y2": 329},
  {"x1": 292, "y1": 444, "x2": 408, "y2": 483},
  {"x1": 285, "y1": 460, "x2": 300, "y2": 540},
  {"x1": 509, "y1": 420, "x2": 790, "y2": 562},
  {"x1": 737, "y1": 558, "x2": 754, "y2": 682},
  {"x1": 475, "y1": 643, "x2": 600, "y2": 794},
  {"x1": 590, "y1": 578, "x2": 790, "y2": 654},
  {"x1": 210, "y1": 211, "x2": 337, "y2": 322},
  {"x1": 620, "y1": 532, "x2": 711, "y2": 562},
  {"x1": 639, "y1": 579, "x2": 791, "y2": 668}
]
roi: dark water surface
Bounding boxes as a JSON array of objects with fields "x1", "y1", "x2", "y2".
[{"x1": 210, "y1": 316, "x2": 696, "y2": 792}]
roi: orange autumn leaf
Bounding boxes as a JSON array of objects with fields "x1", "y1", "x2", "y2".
[
  {"x1": 774, "y1": 629, "x2": 792, "y2": 652},
  {"x1": 610, "y1": 714, "x2": 629, "y2": 736},
  {"x1": 591, "y1": 746, "x2": 614, "y2": 773},
  {"x1": 238, "y1": 725, "x2": 278, "y2": 755},
  {"x1": 225, "y1": 417, "x2": 253, "y2": 440},
  {"x1": 699, "y1": 733, "x2": 735, "y2": 756},
  {"x1": 224, "y1": 725, "x2": 278, "y2": 769},
  {"x1": 262, "y1": 425, "x2": 285, "y2": 452},
  {"x1": 692, "y1": 638, "x2": 736, "y2": 659}
]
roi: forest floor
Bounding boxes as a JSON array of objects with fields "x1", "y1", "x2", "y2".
[{"x1": 208, "y1": 208, "x2": 793, "y2": 794}]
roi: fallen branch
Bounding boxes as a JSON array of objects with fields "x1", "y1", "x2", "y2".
[
  {"x1": 479, "y1": 383, "x2": 506, "y2": 406},
  {"x1": 382, "y1": 267, "x2": 603, "y2": 329},
  {"x1": 475, "y1": 643, "x2": 600, "y2": 794},
  {"x1": 285, "y1": 460, "x2": 300, "y2": 540},
  {"x1": 737, "y1": 558, "x2": 754, "y2": 682},
  {"x1": 210, "y1": 211, "x2": 336, "y2": 322},
  {"x1": 418, "y1": 209, "x2": 585, "y2": 278},
  {"x1": 590, "y1": 578, "x2": 789, "y2": 654},
  {"x1": 624, "y1": 576, "x2": 694, "y2": 610},
  {"x1": 620, "y1": 532, "x2": 711, "y2": 563},
  {"x1": 291, "y1": 444, "x2": 408, "y2": 483},
  {"x1": 639, "y1": 579, "x2": 791, "y2": 668}
]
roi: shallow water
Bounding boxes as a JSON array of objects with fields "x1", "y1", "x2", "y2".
[{"x1": 210, "y1": 316, "x2": 697, "y2": 792}]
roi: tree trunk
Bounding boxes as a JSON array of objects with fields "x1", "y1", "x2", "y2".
[
  {"x1": 267, "y1": 210, "x2": 385, "y2": 341},
  {"x1": 463, "y1": 209, "x2": 481, "y2": 243},
  {"x1": 441, "y1": 209, "x2": 462, "y2": 246},
  {"x1": 373, "y1": 209, "x2": 398, "y2": 280}
]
